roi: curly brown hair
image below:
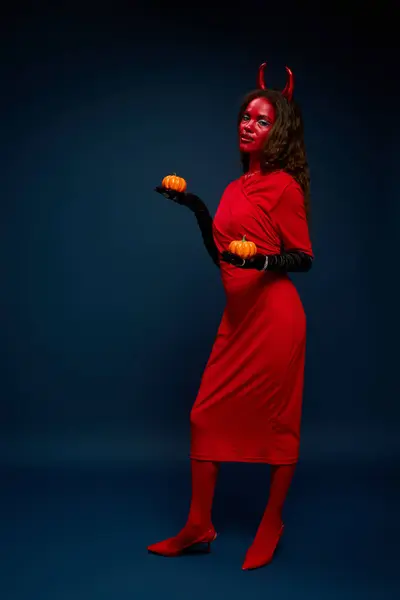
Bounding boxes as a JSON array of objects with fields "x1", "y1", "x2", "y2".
[{"x1": 238, "y1": 89, "x2": 311, "y2": 219}]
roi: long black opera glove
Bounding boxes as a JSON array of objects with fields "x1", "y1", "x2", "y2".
[
  {"x1": 155, "y1": 187, "x2": 220, "y2": 268},
  {"x1": 221, "y1": 250, "x2": 313, "y2": 273}
]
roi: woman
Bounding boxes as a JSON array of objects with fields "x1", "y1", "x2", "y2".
[{"x1": 148, "y1": 62, "x2": 314, "y2": 571}]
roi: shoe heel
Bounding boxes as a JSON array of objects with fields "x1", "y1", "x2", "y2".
[{"x1": 206, "y1": 531, "x2": 218, "y2": 553}]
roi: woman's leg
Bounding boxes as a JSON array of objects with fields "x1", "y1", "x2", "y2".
[
  {"x1": 186, "y1": 458, "x2": 220, "y2": 528},
  {"x1": 147, "y1": 459, "x2": 220, "y2": 556},
  {"x1": 242, "y1": 463, "x2": 296, "y2": 570}
]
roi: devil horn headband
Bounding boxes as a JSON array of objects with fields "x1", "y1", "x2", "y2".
[{"x1": 257, "y1": 62, "x2": 294, "y2": 102}]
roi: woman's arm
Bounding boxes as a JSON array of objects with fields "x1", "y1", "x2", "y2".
[
  {"x1": 193, "y1": 206, "x2": 220, "y2": 268},
  {"x1": 155, "y1": 187, "x2": 219, "y2": 268},
  {"x1": 259, "y1": 250, "x2": 313, "y2": 272},
  {"x1": 220, "y1": 249, "x2": 313, "y2": 272}
]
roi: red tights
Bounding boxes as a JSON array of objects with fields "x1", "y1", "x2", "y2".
[
  {"x1": 148, "y1": 458, "x2": 296, "y2": 567},
  {"x1": 186, "y1": 458, "x2": 295, "y2": 527},
  {"x1": 186, "y1": 458, "x2": 220, "y2": 528},
  {"x1": 187, "y1": 459, "x2": 297, "y2": 570}
]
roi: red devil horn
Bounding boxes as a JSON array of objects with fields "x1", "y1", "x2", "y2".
[
  {"x1": 257, "y1": 62, "x2": 267, "y2": 90},
  {"x1": 282, "y1": 66, "x2": 294, "y2": 101},
  {"x1": 257, "y1": 62, "x2": 294, "y2": 101}
]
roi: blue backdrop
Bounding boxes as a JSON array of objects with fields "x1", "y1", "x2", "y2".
[{"x1": 1, "y1": 5, "x2": 398, "y2": 600}]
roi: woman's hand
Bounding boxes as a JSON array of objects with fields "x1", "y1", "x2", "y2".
[
  {"x1": 154, "y1": 186, "x2": 205, "y2": 213},
  {"x1": 220, "y1": 251, "x2": 266, "y2": 270}
]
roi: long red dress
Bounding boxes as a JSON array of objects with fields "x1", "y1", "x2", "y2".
[{"x1": 189, "y1": 170, "x2": 314, "y2": 465}]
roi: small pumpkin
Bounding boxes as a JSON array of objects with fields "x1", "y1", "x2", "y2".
[
  {"x1": 162, "y1": 173, "x2": 187, "y2": 193},
  {"x1": 228, "y1": 235, "x2": 257, "y2": 259}
]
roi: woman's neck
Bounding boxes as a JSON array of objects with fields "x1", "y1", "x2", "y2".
[{"x1": 248, "y1": 153, "x2": 261, "y2": 174}]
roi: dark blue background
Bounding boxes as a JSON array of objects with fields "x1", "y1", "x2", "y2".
[{"x1": 1, "y1": 3, "x2": 398, "y2": 599}]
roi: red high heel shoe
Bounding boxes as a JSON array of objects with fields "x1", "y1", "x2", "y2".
[
  {"x1": 147, "y1": 525, "x2": 217, "y2": 557},
  {"x1": 242, "y1": 522, "x2": 284, "y2": 570}
]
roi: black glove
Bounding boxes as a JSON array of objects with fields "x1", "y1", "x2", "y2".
[
  {"x1": 155, "y1": 186, "x2": 220, "y2": 268},
  {"x1": 221, "y1": 250, "x2": 313, "y2": 273},
  {"x1": 154, "y1": 186, "x2": 206, "y2": 214}
]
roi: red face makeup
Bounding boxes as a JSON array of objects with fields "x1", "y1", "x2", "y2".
[{"x1": 239, "y1": 97, "x2": 276, "y2": 154}]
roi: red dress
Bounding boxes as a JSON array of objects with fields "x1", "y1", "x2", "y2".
[{"x1": 189, "y1": 170, "x2": 314, "y2": 464}]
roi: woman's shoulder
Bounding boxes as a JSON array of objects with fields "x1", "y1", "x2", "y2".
[
  {"x1": 243, "y1": 170, "x2": 299, "y2": 199},
  {"x1": 261, "y1": 170, "x2": 300, "y2": 192}
]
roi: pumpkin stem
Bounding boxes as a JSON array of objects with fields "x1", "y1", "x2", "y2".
[{"x1": 242, "y1": 235, "x2": 247, "y2": 241}]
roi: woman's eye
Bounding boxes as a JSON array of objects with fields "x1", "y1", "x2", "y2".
[
  {"x1": 242, "y1": 114, "x2": 250, "y2": 121},
  {"x1": 259, "y1": 119, "x2": 270, "y2": 127}
]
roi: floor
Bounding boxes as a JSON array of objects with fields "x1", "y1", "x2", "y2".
[{"x1": 2, "y1": 459, "x2": 399, "y2": 600}]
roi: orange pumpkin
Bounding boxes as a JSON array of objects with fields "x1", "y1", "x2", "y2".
[
  {"x1": 162, "y1": 173, "x2": 187, "y2": 193},
  {"x1": 228, "y1": 235, "x2": 257, "y2": 259}
]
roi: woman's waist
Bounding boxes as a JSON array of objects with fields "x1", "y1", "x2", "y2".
[
  {"x1": 222, "y1": 267, "x2": 299, "y2": 301},
  {"x1": 220, "y1": 264, "x2": 290, "y2": 290},
  {"x1": 220, "y1": 271, "x2": 304, "y2": 326}
]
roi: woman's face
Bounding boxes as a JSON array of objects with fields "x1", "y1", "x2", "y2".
[{"x1": 239, "y1": 97, "x2": 276, "y2": 154}]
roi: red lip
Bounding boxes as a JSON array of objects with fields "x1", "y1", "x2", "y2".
[{"x1": 240, "y1": 135, "x2": 253, "y2": 142}]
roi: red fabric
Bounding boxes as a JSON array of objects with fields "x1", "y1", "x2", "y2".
[
  {"x1": 187, "y1": 459, "x2": 219, "y2": 528},
  {"x1": 147, "y1": 459, "x2": 219, "y2": 556},
  {"x1": 189, "y1": 171, "x2": 313, "y2": 464},
  {"x1": 242, "y1": 464, "x2": 296, "y2": 568}
]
